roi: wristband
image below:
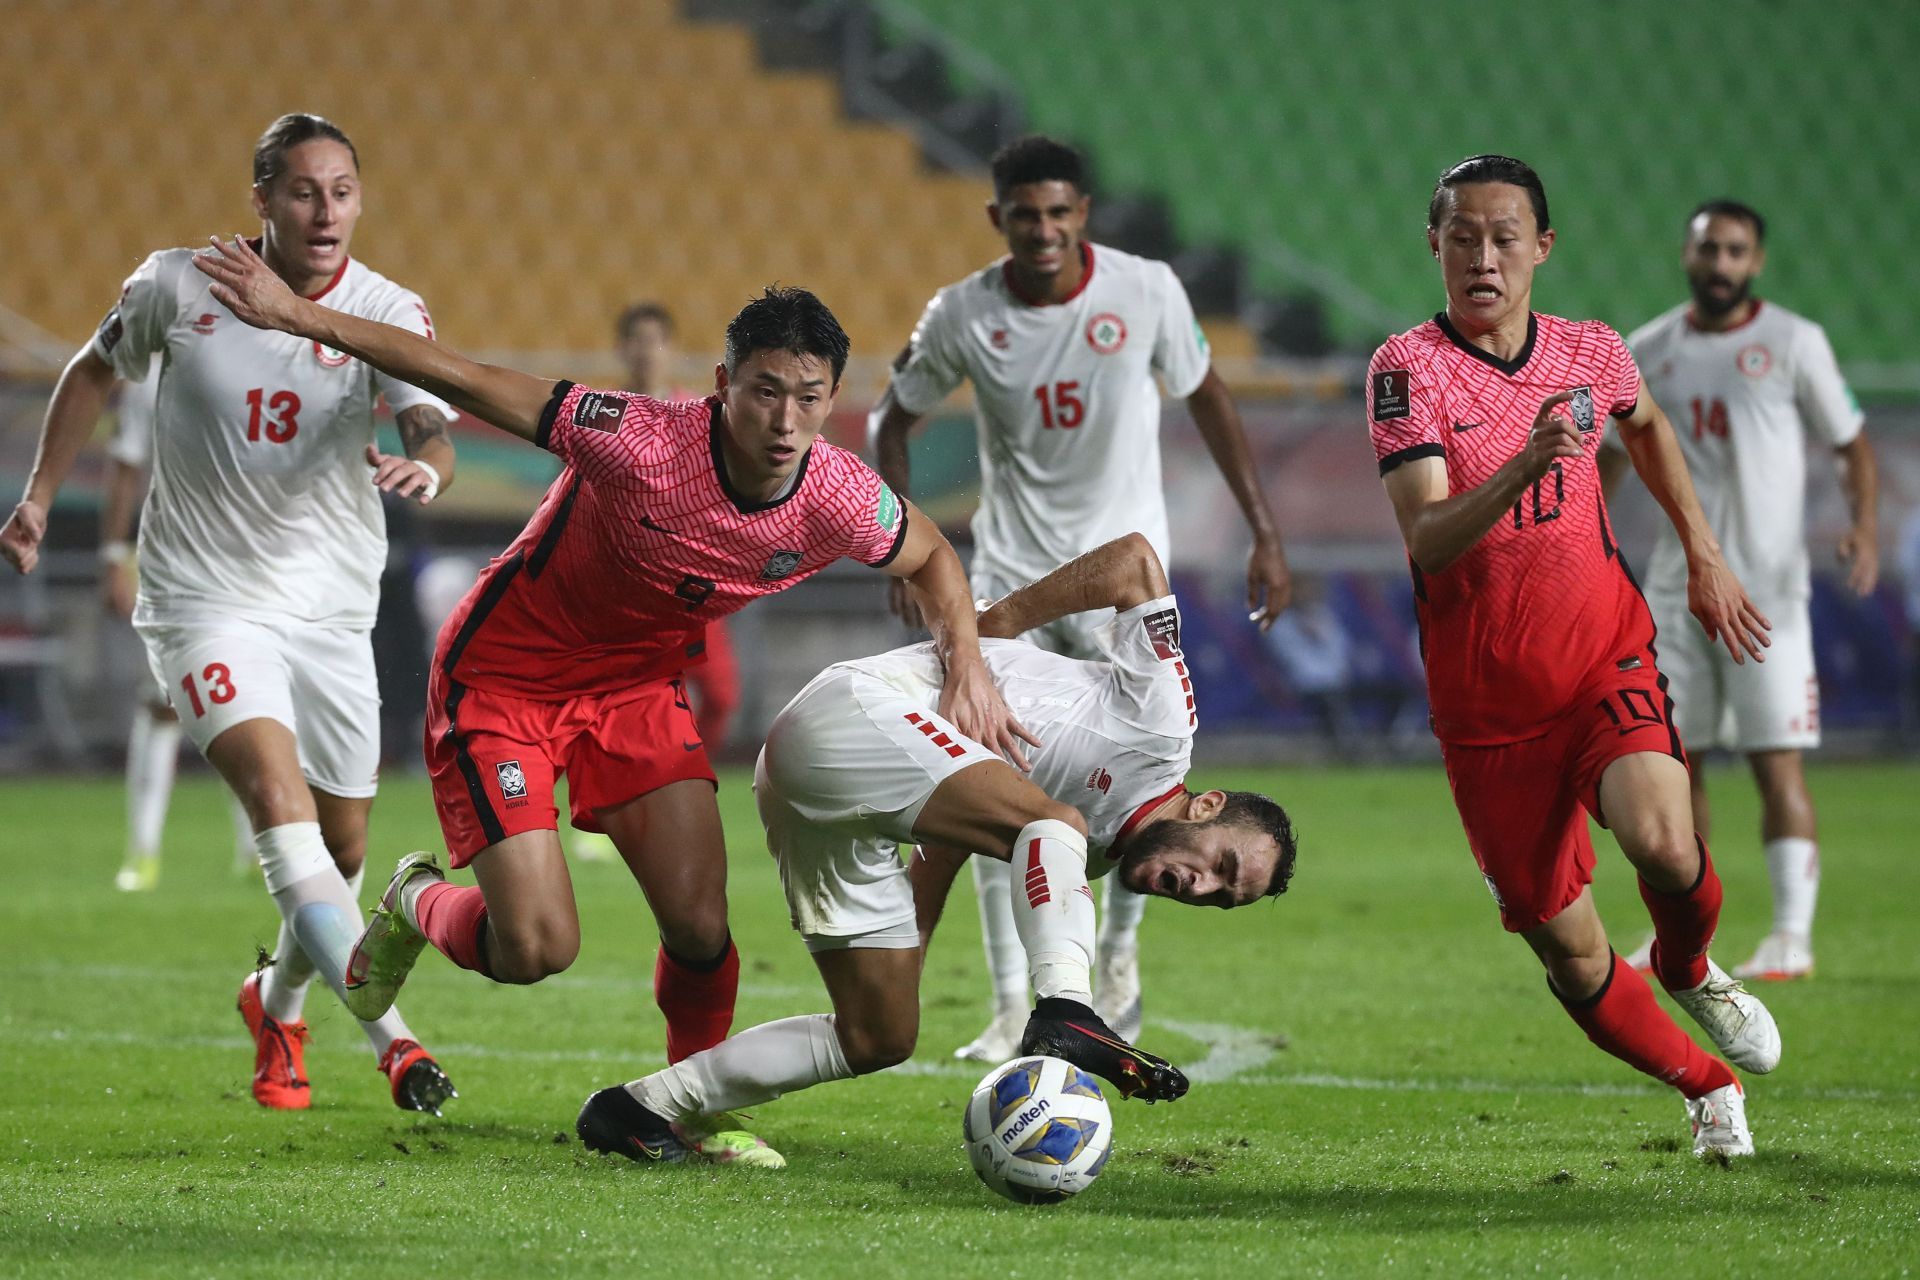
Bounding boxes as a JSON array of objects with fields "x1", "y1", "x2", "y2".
[
  {"x1": 410, "y1": 458, "x2": 441, "y2": 501},
  {"x1": 99, "y1": 540, "x2": 133, "y2": 566}
]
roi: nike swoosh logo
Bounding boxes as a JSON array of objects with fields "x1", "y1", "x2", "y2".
[
  {"x1": 639, "y1": 514, "x2": 669, "y2": 532},
  {"x1": 1452, "y1": 422, "x2": 1483, "y2": 432},
  {"x1": 682, "y1": 740, "x2": 703, "y2": 752}
]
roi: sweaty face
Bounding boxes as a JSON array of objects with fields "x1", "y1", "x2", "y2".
[
  {"x1": 1115, "y1": 818, "x2": 1279, "y2": 909},
  {"x1": 252, "y1": 139, "x2": 361, "y2": 288},
  {"x1": 1683, "y1": 213, "x2": 1764, "y2": 318},
  {"x1": 989, "y1": 180, "x2": 1089, "y2": 280},
  {"x1": 1428, "y1": 182, "x2": 1551, "y2": 332},
  {"x1": 715, "y1": 350, "x2": 836, "y2": 498},
  {"x1": 619, "y1": 318, "x2": 674, "y2": 396}
]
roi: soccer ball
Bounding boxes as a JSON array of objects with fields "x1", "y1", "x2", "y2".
[{"x1": 963, "y1": 1055, "x2": 1113, "y2": 1204}]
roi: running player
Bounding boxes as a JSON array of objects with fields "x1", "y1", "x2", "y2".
[
  {"x1": 869, "y1": 134, "x2": 1292, "y2": 1060},
  {"x1": 575, "y1": 534, "x2": 1296, "y2": 1165},
  {"x1": 1600, "y1": 200, "x2": 1878, "y2": 982},
  {"x1": 101, "y1": 361, "x2": 254, "y2": 891},
  {"x1": 2, "y1": 114, "x2": 457, "y2": 1113},
  {"x1": 1368, "y1": 156, "x2": 1778, "y2": 1157},
  {"x1": 193, "y1": 240, "x2": 1029, "y2": 1164}
]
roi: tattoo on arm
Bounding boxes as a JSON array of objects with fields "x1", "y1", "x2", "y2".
[{"x1": 397, "y1": 404, "x2": 451, "y2": 458}]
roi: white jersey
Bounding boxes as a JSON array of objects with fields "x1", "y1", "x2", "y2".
[
  {"x1": 1611, "y1": 300, "x2": 1862, "y2": 603},
  {"x1": 91, "y1": 247, "x2": 451, "y2": 628},
  {"x1": 835, "y1": 594, "x2": 1196, "y2": 861},
  {"x1": 887, "y1": 243, "x2": 1212, "y2": 584},
  {"x1": 106, "y1": 355, "x2": 162, "y2": 468}
]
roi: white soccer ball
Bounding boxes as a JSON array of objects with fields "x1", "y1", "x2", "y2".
[{"x1": 963, "y1": 1054, "x2": 1113, "y2": 1204}]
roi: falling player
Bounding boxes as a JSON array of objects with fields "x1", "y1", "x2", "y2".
[
  {"x1": 869, "y1": 134, "x2": 1292, "y2": 1061},
  {"x1": 100, "y1": 360, "x2": 255, "y2": 891},
  {"x1": 194, "y1": 238, "x2": 1030, "y2": 1165},
  {"x1": 1600, "y1": 200, "x2": 1878, "y2": 982},
  {"x1": 575, "y1": 534, "x2": 1296, "y2": 1165},
  {"x1": 2, "y1": 114, "x2": 458, "y2": 1113},
  {"x1": 1367, "y1": 155, "x2": 1779, "y2": 1157}
]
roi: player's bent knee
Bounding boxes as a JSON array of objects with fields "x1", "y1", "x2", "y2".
[
  {"x1": 486, "y1": 928, "x2": 579, "y2": 984},
  {"x1": 837, "y1": 1020, "x2": 918, "y2": 1075}
]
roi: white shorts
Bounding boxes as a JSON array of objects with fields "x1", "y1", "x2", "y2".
[
  {"x1": 134, "y1": 613, "x2": 382, "y2": 797},
  {"x1": 1652, "y1": 594, "x2": 1819, "y2": 754},
  {"x1": 971, "y1": 566, "x2": 1112, "y2": 660},
  {"x1": 755, "y1": 665, "x2": 999, "y2": 946}
]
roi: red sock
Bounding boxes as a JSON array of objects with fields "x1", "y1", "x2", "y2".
[
  {"x1": 655, "y1": 937, "x2": 738, "y2": 1064},
  {"x1": 414, "y1": 881, "x2": 492, "y2": 977},
  {"x1": 1558, "y1": 952, "x2": 1735, "y2": 1099},
  {"x1": 1640, "y1": 835, "x2": 1723, "y2": 991}
]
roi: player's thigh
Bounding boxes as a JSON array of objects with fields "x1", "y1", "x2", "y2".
[
  {"x1": 811, "y1": 941, "x2": 924, "y2": 1072},
  {"x1": 423, "y1": 674, "x2": 566, "y2": 871},
  {"x1": 1576, "y1": 657, "x2": 1696, "y2": 886},
  {"x1": 1594, "y1": 751, "x2": 1696, "y2": 887},
  {"x1": 757, "y1": 751, "x2": 921, "y2": 947},
  {"x1": 281, "y1": 624, "x2": 382, "y2": 801},
  {"x1": 467, "y1": 828, "x2": 580, "y2": 971},
  {"x1": 598, "y1": 778, "x2": 730, "y2": 956},
  {"x1": 566, "y1": 676, "x2": 716, "y2": 832},
  {"x1": 915, "y1": 759, "x2": 1083, "y2": 857},
  {"x1": 202, "y1": 717, "x2": 316, "y2": 829},
  {"x1": 1650, "y1": 595, "x2": 1725, "y2": 750},
  {"x1": 1725, "y1": 601, "x2": 1820, "y2": 752},
  {"x1": 137, "y1": 614, "x2": 297, "y2": 761},
  {"x1": 1441, "y1": 733, "x2": 1596, "y2": 934}
]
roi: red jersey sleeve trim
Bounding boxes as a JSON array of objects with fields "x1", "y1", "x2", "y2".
[
  {"x1": 863, "y1": 507, "x2": 911, "y2": 569},
  {"x1": 1113, "y1": 783, "x2": 1189, "y2": 853},
  {"x1": 534, "y1": 380, "x2": 574, "y2": 452},
  {"x1": 1379, "y1": 442, "x2": 1445, "y2": 476}
]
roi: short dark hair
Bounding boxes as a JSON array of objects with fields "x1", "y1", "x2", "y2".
[
  {"x1": 723, "y1": 286, "x2": 850, "y2": 385},
  {"x1": 615, "y1": 301, "x2": 675, "y2": 343},
  {"x1": 253, "y1": 113, "x2": 359, "y2": 188},
  {"x1": 1214, "y1": 790, "x2": 1297, "y2": 898},
  {"x1": 990, "y1": 135, "x2": 1086, "y2": 201},
  {"x1": 1687, "y1": 198, "x2": 1766, "y2": 245},
  {"x1": 1428, "y1": 154, "x2": 1550, "y2": 233}
]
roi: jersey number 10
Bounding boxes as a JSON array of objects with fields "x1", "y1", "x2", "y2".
[
  {"x1": 1033, "y1": 381, "x2": 1085, "y2": 429},
  {"x1": 245, "y1": 388, "x2": 302, "y2": 443}
]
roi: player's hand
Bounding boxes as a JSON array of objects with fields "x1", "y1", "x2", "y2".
[
  {"x1": 0, "y1": 500, "x2": 47, "y2": 575},
  {"x1": 1687, "y1": 554, "x2": 1772, "y2": 665},
  {"x1": 193, "y1": 236, "x2": 306, "y2": 334},
  {"x1": 101, "y1": 560, "x2": 137, "y2": 618},
  {"x1": 1837, "y1": 526, "x2": 1880, "y2": 597},
  {"x1": 887, "y1": 576, "x2": 924, "y2": 630},
  {"x1": 939, "y1": 657, "x2": 1041, "y2": 772},
  {"x1": 1246, "y1": 533, "x2": 1292, "y2": 631},
  {"x1": 365, "y1": 444, "x2": 441, "y2": 505},
  {"x1": 1520, "y1": 390, "x2": 1584, "y2": 480}
]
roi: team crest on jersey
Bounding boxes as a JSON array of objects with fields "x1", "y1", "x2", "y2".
[
  {"x1": 760, "y1": 549, "x2": 804, "y2": 581},
  {"x1": 875, "y1": 484, "x2": 902, "y2": 535},
  {"x1": 190, "y1": 313, "x2": 219, "y2": 336},
  {"x1": 312, "y1": 339, "x2": 350, "y2": 368},
  {"x1": 1372, "y1": 370, "x2": 1411, "y2": 421},
  {"x1": 1085, "y1": 312, "x2": 1127, "y2": 355},
  {"x1": 990, "y1": 328, "x2": 1010, "y2": 350},
  {"x1": 1737, "y1": 344, "x2": 1773, "y2": 377},
  {"x1": 495, "y1": 760, "x2": 528, "y2": 801},
  {"x1": 96, "y1": 307, "x2": 124, "y2": 353},
  {"x1": 1569, "y1": 386, "x2": 1595, "y2": 433},
  {"x1": 1142, "y1": 608, "x2": 1181, "y2": 660},
  {"x1": 573, "y1": 391, "x2": 629, "y2": 432}
]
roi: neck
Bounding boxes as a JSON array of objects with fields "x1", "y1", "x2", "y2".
[
  {"x1": 1691, "y1": 296, "x2": 1758, "y2": 332},
  {"x1": 1010, "y1": 242, "x2": 1087, "y2": 305},
  {"x1": 1445, "y1": 301, "x2": 1531, "y2": 360},
  {"x1": 260, "y1": 231, "x2": 334, "y2": 299},
  {"x1": 1112, "y1": 784, "x2": 1192, "y2": 856},
  {"x1": 713, "y1": 405, "x2": 785, "y2": 502}
]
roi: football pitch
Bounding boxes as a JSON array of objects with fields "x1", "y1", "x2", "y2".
[{"x1": 2, "y1": 763, "x2": 1915, "y2": 1278}]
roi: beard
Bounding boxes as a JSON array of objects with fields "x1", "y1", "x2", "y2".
[
  {"x1": 1110, "y1": 821, "x2": 1188, "y2": 895},
  {"x1": 1691, "y1": 274, "x2": 1753, "y2": 318}
]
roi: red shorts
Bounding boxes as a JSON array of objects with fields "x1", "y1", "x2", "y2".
[
  {"x1": 1440, "y1": 650, "x2": 1687, "y2": 933},
  {"x1": 425, "y1": 669, "x2": 716, "y2": 866}
]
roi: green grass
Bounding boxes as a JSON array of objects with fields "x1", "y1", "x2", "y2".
[{"x1": 2, "y1": 763, "x2": 1916, "y2": 1277}]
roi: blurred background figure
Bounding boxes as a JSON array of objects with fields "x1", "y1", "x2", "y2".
[{"x1": 1258, "y1": 573, "x2": 1355, "y2": 756}]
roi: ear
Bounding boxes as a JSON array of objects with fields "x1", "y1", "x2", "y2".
[
  {"x1": 250, "y1": 183, "x2": 269, "y2": 221},
  {"x1": 986, "y1": 200, "x2": 1004, "y2": 234},
  {"x1": 1534, "y1": 227, "x2": 1556, "y2": 266},
  {"x1": 1751, "y1": 244, "x2": 1767, "y2": 277},
  {"x1": 1189, "y1": 789, "x2": 1229, "y2": 821},
  {"x1": 1427, "y1": 227, "x2": 1441, "y2": 262},
  {"x1": 712, "y1": 362, "x2": 729, "y2": 396}
]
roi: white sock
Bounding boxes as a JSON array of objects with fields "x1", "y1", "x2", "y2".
[
  {"x1": 125, "y1": 713, "x2": 181, "y2": 859},
  {"x1": 627, "y1": 1013, "x2": 851, "y2": 1120},
  {"x1": 1764, "y1": 837, "x2": 1820, "y2": 939},
  {"x1": 1097, "y1": 875, "x2": 1146, "y2": 967},
  {"x1": 971, "y1": 856, "x2": 1028, "y2": 1015},
  {"x1": 1008, "y1": 819, "x2": 1095, "y2": 1004},
  {"x1": 260, "y1": 867, "x2": 363, "y2": 1025}
]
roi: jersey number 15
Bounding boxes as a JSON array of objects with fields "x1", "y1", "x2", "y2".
[{"x1": 1033, "y1": 381, "x2": 1084, "y2": 430}]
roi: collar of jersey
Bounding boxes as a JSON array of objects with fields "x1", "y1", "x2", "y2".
[
  {"x1": 707, "y1": 398, "x2": 811, "y2": 515},
  {"x1": 1684, "y1": 298, "x2": 1765, "y2": 335},
  {"x1": 1002, "y1": 241, "x2": 1096, "y2": 308},
  {"x1": 244, "y1": 237, "x2": 351, "y2": 302},
  {"x1": 1434, "y1": 309, "x2": 1537, "y2": 377},
  {"x1": 1110, "y1": 782, "x2": 1189, "y2": 859}
]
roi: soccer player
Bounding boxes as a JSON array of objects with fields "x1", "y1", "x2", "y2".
[
  {"x1": 193, "y1": 239, "x2": 1029, "y2": 1163},
  {"x1": 2, "y1": 114, "x2": 457, "y2": 1113},
  {"x1": 1600, "y1": 201, "x2": 1878, "y2": 982},
  {"x1": 868, "y1": 134, "x2": 1292, "y2": 1060},
  {"x1": 574, "y1": 534, "x2": 1297, "y2": 1165},
  {"x1": 1367, "y1": 155, "x2": 1779, "y2": 1157},
  {"x1": 100, "y1": 362, "x2": 255, "y2": 891}
]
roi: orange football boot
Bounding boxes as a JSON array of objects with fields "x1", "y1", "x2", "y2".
[{"x1": 236, "y1": 971, "x2": 311, "y2": 1110}]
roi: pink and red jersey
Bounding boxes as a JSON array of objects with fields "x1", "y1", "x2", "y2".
[
  {"x1": 439, "y1": 382, "x2": 909, "y2": 700},
  {"x1": 1367, "y1": 312, "x2": 1651, "y2": 745}
]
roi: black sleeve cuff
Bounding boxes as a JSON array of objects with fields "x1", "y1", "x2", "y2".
[
  {"x1": 866, "y1": 507, "x2": 911, "y2": 569},
  {"x1": 533, "y1": 380, "x2": 574, "y2": 452},
  {"x1": 1378, "y1": 442, "x2": 1446, "y2": 476},
  {"x1": 1610, "y1": 398, "x2": 1639, "y2": 420}
]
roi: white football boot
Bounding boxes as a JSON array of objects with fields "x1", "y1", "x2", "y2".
[
  {"x1": 1732, "y1": 931, "x2": 1814, "y2": 982},
  {"x1": 1093, "y1": 947, "x2": 1143, "y2": 1044},
  {"x1": 1668, "y1": 958, "x2": 1782, "y2": 1074},
  {"x1": 953, "y1": 1008, "x2": 1025, "y2": 1064},
  {"x1": 1686, "y1": 1081, "x2": 1753, "y2": 1157}
]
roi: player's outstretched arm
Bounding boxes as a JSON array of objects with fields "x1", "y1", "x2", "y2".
[
  {"x1": 2, "y1": 345, "x2": 118, "y2": 575},
  {"x1": 193, "y1": 236, "x2": 552, "y2": 441},
  {"x1": 977, "y1": 533, "x2": 1169, "y2": 641},
  {"x1": 1614, "y1": 384, "x2": 1770, "y2": 662},
  {"x1": 884, "y1": 499, "x2": 1041, "y2": 769},
  {"x1": 1382, "y1": 390, "x2": 1582, "y2": 576},
  {"x1": 1187, "y1": 369, "x2": 1292, "y2": 628},
  {"x1": 867, "y1": 380, "x2": 930, "y2": 627},
  {"x1": 1834, "y1": 433, "x2": 1880, "y2": 596}
]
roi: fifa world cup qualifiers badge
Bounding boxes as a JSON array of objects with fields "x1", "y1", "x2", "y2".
[
  {"x1": 1372, "y1": 370, "x2": 1411, "y2": 421},
  {"x1": 573, "y1": 391, "x2": 629, "y2": 432}
]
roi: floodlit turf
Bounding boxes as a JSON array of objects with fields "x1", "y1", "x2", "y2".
[{"x1": 2, "y1": 763, "x2": 1915, "y2": 1277}]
